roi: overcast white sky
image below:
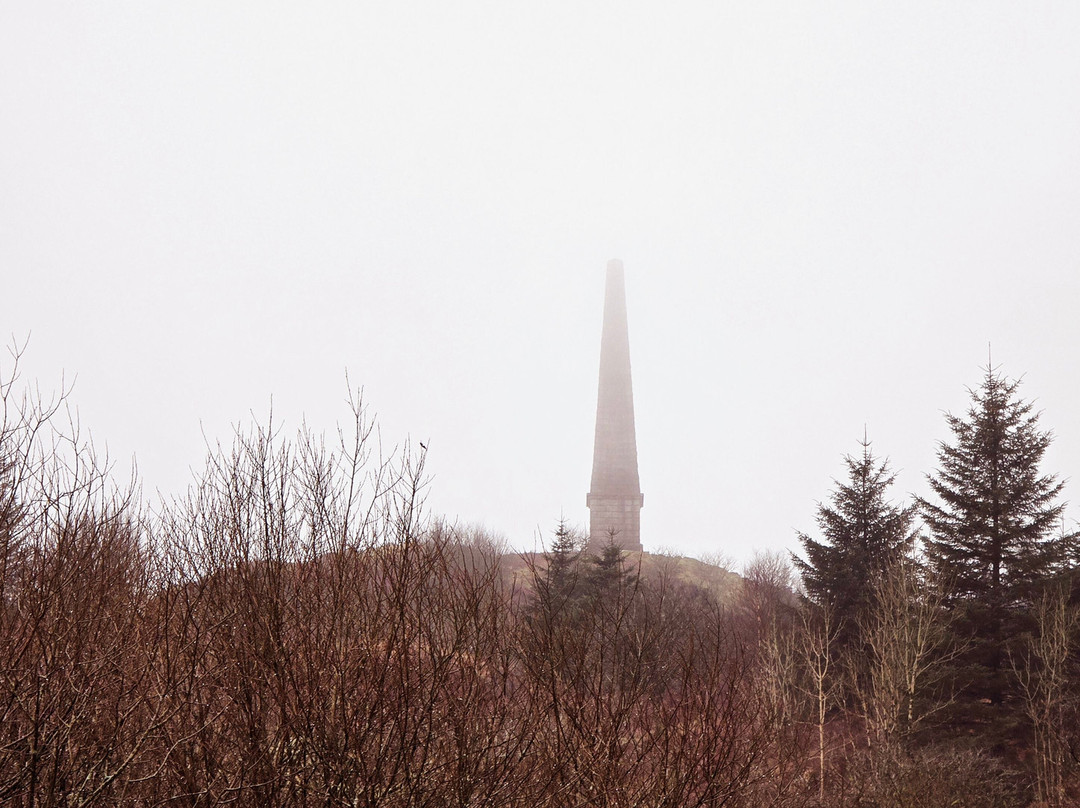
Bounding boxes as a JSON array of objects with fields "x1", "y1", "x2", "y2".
[{"x1": 3, "y1": 3, "x2": 1079, "y2": 567}]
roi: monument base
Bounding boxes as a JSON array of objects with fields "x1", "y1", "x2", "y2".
[{"x1": 586, "y1": 492, "x2": 644, "y2": 552}]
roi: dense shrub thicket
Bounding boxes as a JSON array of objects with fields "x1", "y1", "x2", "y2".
[{"x1": 0, "y1": 364, "x2": 806, "y2": 807}]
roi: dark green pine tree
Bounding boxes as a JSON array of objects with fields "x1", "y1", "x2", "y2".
[
  {"x1": 793, "y1": 438, "x2": 917, "y2": 642},
  {"x1": 541, "y1": 518, "x2": 582, "y2": 607},
  {"x1": 917, "y1": 367, "x2": 1067, "y2": 695},
  {"x1": 584, "y1": 535, "x2": 637, "y2": 601}
]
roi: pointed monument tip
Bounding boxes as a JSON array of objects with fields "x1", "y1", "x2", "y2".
[{"x1": 606, "y1": 258, "x2": 624, "y2": 281}]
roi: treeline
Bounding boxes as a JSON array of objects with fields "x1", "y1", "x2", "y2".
[
  {"x1": 1, "y1": 348, "x2": 1078, "y2": 807},
  {"x1": 786, "y1": 365, "x2": 1080, "y2": 807}
]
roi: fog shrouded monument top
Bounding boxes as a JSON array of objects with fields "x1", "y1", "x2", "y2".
[{"x1": 587, "y1": 259, "x2": 644, "y2": 552}]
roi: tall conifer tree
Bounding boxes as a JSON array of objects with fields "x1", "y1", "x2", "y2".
[
  {"x1": 794, "y1": 439, "x2": 917, "y2": 643},
  {"x1": 918, "y1": 367, "x2": 1067, "y2": 697}
]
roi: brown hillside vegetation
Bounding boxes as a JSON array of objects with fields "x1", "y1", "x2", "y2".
[
  {"x1": 501, "y1": 548, "x2": 743, "y2": 605},
  {"x1": 2, "y1": 361, "x2": 1077, "y2": 806}
]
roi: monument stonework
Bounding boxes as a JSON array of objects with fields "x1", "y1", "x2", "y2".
[{"x1": 587, "y1": 259, "x2": 644, "y2": 552}]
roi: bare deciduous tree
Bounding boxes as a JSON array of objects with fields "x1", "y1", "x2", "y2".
[
  {"x1": 1012, "y1": 588, "x2": 1078, "y2": 808},
  {"x1": 798, "y1": 604, "x2": 840, "y2": 803},
  {"x1": 0, "y1": 340, "x2": 167, "y2": 806},
  {"x1": 856, "y1": 557, "x2": 957, "y2": 746}
]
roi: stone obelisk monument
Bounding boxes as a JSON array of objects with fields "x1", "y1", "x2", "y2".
[{"x1": 587, "y1": 259, "x2": 643, "y2": 552}]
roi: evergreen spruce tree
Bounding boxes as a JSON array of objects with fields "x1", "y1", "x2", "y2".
[
  {"x1": 917, "y1": 367, "x2": 1067, "y2": 697},
  {"x1": 584, "y1": 535, "x2": 637, "y2": 600},
  {"x1": 793, "y1": 438, "x2": 917, "y2": 644},
  {"x1": 539, "y1": 518, "x2": 582, "y2": 610}
]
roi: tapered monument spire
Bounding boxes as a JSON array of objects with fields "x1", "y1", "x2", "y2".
[{"x1": 587, "y1": 259, "x2": 643, "y2": 551}]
